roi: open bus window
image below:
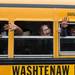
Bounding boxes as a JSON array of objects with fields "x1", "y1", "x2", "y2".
[
  {"x1": 14, "y1": 21, "x2": 53, "y2": 36},
  {"x1": 0, "y1": 21, "x2": 8, "y2": 36},
  {"x1": 0, "y1": 21, "x2": 8, "y2": 54},
  {"x1": 59, "y1": 22, "x2": 75, "y2": 55},
  {"x1": 14, "y1": 21, "x2": 53, "y2": 55}
]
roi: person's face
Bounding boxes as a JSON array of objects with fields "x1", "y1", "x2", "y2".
[
  {"x1": 41, "y1": 25, "x2": 51, "y2": 36},
  {"x1": 71, "y1": 29, "x2": 75, "y2": 36}
]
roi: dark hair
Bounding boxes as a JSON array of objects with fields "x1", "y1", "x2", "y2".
[{"x1": 38, "y1": 24, "x2": 51, "y2": 35}]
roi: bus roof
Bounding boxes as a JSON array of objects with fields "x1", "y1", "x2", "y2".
[{"x1": 0, "y1": 0, "x2": 75, "y2": 5}]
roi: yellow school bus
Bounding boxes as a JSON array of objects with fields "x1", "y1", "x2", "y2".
[
  {"x1": 1, "y1": 1, "x2": 75, "y2": 75},
  {"x1": 0, "y1": 0, "x2": 75, "y2": 58}
]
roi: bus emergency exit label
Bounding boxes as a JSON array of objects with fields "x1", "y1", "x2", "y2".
[{"x1": 0, "y1": 64, "x2": 74, "y2": 75}]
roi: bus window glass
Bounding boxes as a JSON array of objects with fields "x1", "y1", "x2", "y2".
[
  {"x1": 0, "y1": 21, "x2": 8, "y2": 54},
  {"x1": 59, "y1": 22, "x2": 75, "y2": 55},
  {"x1": 14, "y1": 21, "x2": 53, "y2": 55}
]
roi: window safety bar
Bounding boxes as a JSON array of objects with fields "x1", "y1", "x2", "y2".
[
  {"x1": 1, "y1": 36, "x2": 53, "y2": 39},
  {"x1": 1, "y1": 36, "x2": 75, "y2": 39},
  {"x1": 60, "y1": 36, "x2": 75, "y2": 39}
]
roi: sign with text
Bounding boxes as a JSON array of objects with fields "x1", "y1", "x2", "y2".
[{"x1": 0, "y1": 64, "x2": 74, "y2": 75}]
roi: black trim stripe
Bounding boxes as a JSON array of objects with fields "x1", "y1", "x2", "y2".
[
  {"x1": 0, "y1": 58, "x2": 75, "y2": 64},
  {"x1": 0, "y1": 4, "x2": 75, "y2": 8}
]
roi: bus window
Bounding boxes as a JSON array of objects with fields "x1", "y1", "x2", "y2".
[
  {"x1": 14, "y1": 21, "x2": 53, "y2": 55},
  {"x1": 59, "y1": 22, "x2": 75, "y2": 55},
  {"x1": 0, "y1": 21, "x2": 8, "y2": 54}
]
